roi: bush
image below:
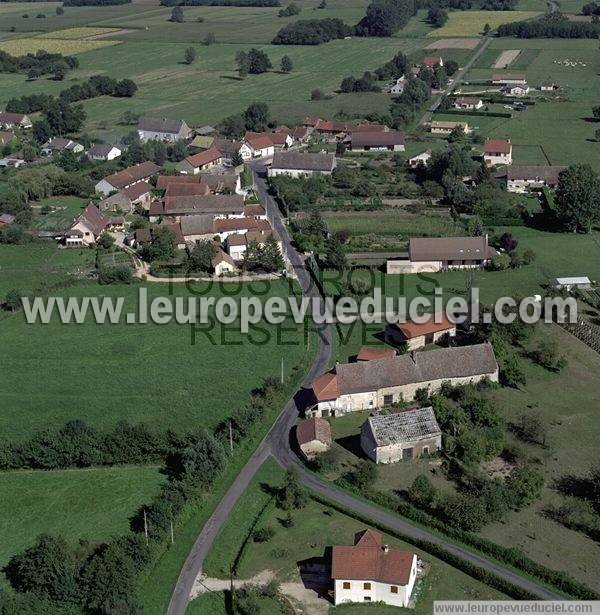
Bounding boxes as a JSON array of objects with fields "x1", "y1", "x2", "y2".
[
  {"x1": 97, "y1": 264, "x2": 133, "y2": 285},
  {"x1": 252, "y1": 526, "x2": 275, "y2": 542}
]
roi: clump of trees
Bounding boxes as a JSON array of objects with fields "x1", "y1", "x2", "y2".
[
  {"x1": 219, "y1": 101, "x2": 272, "y2": 137},
  {"x1": 278, "y1": 1, "x2": 300, "y2": 16},
  {"x1": 428, "y1": 6, "x2": 448, "y2": 27},
  {"x1": 340, "y1": 71, "x2": 380, "y2": 93},
  {"x1": 272, "y1": 18, "x2": 351, "y2": 44},
  {"x1": 355, "y1": 0, "x2": 416, "y2": 37},
  {"x1": 497, "y1": 12, "x2": 600, "y2": 38},
  {"x1": 162, "y1": 0, "x2": 280, "y2": 5},
  {"x1": 235, "y1": 47, "x2": 272, "y2": 76},
  {"x1": 555, "y1": 164, "x2": 600, "y2": 233},
  {"x1": 0, "y1": 49, "x2": 78, "y2": 77},
  {"x1": 242, "y1": 235, "x2": 284, "y2": 272}
]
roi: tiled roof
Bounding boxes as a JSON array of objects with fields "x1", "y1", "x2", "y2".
[
  {"x1": 484, "y1": 139, "x2": 511, "y2": 155},
  {"x1": 356, "y1": 346, "x2": 397, "y2": 361},
  {"x1": 271, "y1": 151, "x2": 336, "y2": 172},
  {"x1": 409, "y1": 236, "x2": 493, "y2": 262},
  {"x1": 391, "y1": 312, "x2": 455, "y2": 339},
  {"x1": 182, "y1": 147, "x2": 223, "y2": 169},
  {"x1": 296, "y1": 417, "x2": 332, "y2": 446}
]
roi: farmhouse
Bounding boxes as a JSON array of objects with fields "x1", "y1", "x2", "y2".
[
  {"x1": 422, "y1": 55, "x2": 443, "y2": 68},
  {"x1": 177, "y1": 147, "x2": 224, "y2": 175},
  {"x1": 41, "y1": 138, "x2": 84, "y2": 155},
  {"x1": 69, "y1": 204, "x2": 122, "y2": 245},
  {"x1": 332, "y1": 529, "x2": 417, "y2": 607},
  {"x1": 158, "y1": 194, "x2": 245, "y2": 221},
  {"x1": 296, "y1": 417, "x2": 332, "y2": 460},
  {"x1": 491, "y1": 73, "x2": 527, "y2": 85},
  {"x1": 551, "y1": 276, "x2": 592, "y2": 291},
  {"x1": 360, "y1": 407, "x2": 442, "y2": 464},
  {"x1": 137, "y1": 117, "x2": 192, "y2": 143},
  {"x1": 308, "y1": 343, "x2": 498, "y2": 417},
  {"x1": 98, "y1": 180, "x2": 152, "y2": 213},
  {"x1": 453, "y1": 97, "x2": 483, "y2": 110},
  {"x1": 505, "y1": 165, "x2": 567, "y2": 193},
  {"x1": 200, "y1": 172, "x2": 242, "y2": 195},
  {"x1": 95, "y1": 161, "x2": 161, "y2": 195},
  {"x1": 87, "y1": 144, "x2": 121, "y2": 161},
  {"x1": 268, "y1": 151, "x2": 336, "y2": 178},
  {"x1": 430, "y1": 120, "x2": 470, "y2": 135},
  {"x1": 407, "y1": 150, "x2": 432, "y2": 168},
  {"x1": 240, "y1": 135, "x2": 274, "y2": 160},
  {"x1": 386, "y1": 235, "x2": 495, "y2": 274},
  {"x1": 483, "y1": 139, "x2": 512, "y2": 166},
  {"x1": 245, "y1": 131, "x2": 292, "y2": 149},
  {"x1": 212, "y1": 247, "x2": 237, "y2": 276},
  {"x1": 356, "y1": 347, "x2": 396, "y2": 362},
  {"x1": 388, "y1": 75, "x2": 407, "y2": 94},
  {"x1": 344, "y1": 131, "x2": 405, "y2": 152},
  {"x1": 0, "y1": 112, "x2": 32, "y2": 129},
  {"x1": 385, "y1": 312, "x2": 456, "y2": 350},
  {"x1": 0, "y1": 131, "x2": 15, "y2": 146},
  {"x1": 503, "y1": 84, "x2": 530, "y2": 97}
]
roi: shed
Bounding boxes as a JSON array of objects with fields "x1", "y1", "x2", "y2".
[{"x1": 296, "y1": 417, "x2": 332, "y2": 460}]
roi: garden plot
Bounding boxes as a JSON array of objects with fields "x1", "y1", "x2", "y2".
[{"x1": 493, "y1": 49, "x2": 521, "y2": 69}]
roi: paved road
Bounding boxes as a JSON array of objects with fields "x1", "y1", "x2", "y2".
[
  {"x1": 418, "y1": 35, "x2": 493, "y2": 127},
  {"x1": 166, "y1": 164, "x2": 333, "y2": 615}
]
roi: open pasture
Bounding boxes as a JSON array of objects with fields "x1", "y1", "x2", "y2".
[{"x1": 427, "y1": 10, "x2": 541, "y2": 37}]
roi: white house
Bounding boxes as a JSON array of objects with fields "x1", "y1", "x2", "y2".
[
  {"x1": 491, "y1": 73, "x2": 527, "y2": 85},
  {"x1": 41, "y1": 138, "x2": 84, "y2": 156},
  {"x1": 505, "y1": 165, "x2": 566, "y2": 193},
  {"x1": 407, "y1": 150, "x2": 432, "y2": 168},
  {"x1": 360, "y1": 407, "x2": 442, "y2": 464},
  {"x1": 453, "y1": 97, "x2": 483, "y2": 110},
  {"x1": 430, "y1": 121, "x2": 470, "y2": 135},
  {"x1": 268, "y1": 151, "x2": 336, "y2": 178},
  {"x1": 483, "y1": 139, "x2": 512, "y2": 166},
  {"x1": 389, "y1": 75, "x2": 407, "y2": 94},
  {"x1": 503, "y1": 84, "x2": 530, "y2": 97},
  {"x1": 309, "y1": 343, "x2": 498, "y2": 418},
  {"x1": 0, "y1": 112, "x2": 32, "y2": 129},
  {"x1": 137, "y1": 116, "x2": 192, "y2": 142},
  {"x1": 95, "y1": 161, "x2": 161, "y2": 195},
  {"x1": 87, "y1": 144, "x2": 122, "y2": 161},
  {"x1": 239, "y1": 135, "x2": 274, "y2": 160},
  {"x1": 69, "y1": 204, "x2": 122, "y2": 245},
  {"x1": 332, "y1": 529, "x2": 418, "y2": 608}
]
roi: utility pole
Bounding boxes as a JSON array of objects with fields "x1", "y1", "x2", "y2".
[
  {"x1": 229, "y1": 421, "x2": 233, "y2": 452},
  {"x1": 143, "y1": 509, "x2": 148, "y2": 546},
  {"x1": 170, "y1": 519, "x2": 174, "y2": 545},
  {"x1": 281, "y1": 356, "x2": 284, "y2": 384}
]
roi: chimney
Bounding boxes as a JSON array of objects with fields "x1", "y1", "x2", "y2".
[{"x1": 383, "y1": 545, "x2": 389, "y2": 553}]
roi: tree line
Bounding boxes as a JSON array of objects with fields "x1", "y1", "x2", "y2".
[
  {"x1": 497, "y1": 12, "x2": 600, "y2": 38},
  {"x1": 272, "y1": 17, "x2": 351, "y2": 44},
  {"x1": 0, "y1": 49, "x2": 78, "y2": 77},
  {"x1": 63, "y1": 0, "x2": 131, "y2": 5},
  {"x1": 161, "y1": 0, "x2": 280, "y2": 5}
]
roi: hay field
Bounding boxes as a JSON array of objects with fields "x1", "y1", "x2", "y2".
[
  {"x1": 36, "y1": 26, "x2": 122, "y2": 39},
  {"x1": 0, "y1": 36, "x2": 120, "y2": 55},
  {"x1": 428, "y1": 10, "x2": 541, "y2": 36}
]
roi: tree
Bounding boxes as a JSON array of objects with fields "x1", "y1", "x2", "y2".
[
  {"x1": 447, "y1": 125, "x2": 464, "y2": 143},
  {"x1": 592, "y1": 105, "x2": 600, "y2": 120},
  {"x1": 408, "y1": 474, "x2": 437, "y2": 508},
  {"x1": 32, "y1": 118, "x2": 52, "y2": 144},
  {"x1": 252, "y1": 526, "x2": 275, "y2": 543},
  {"x1": 231, "y1": 151, "x2": 244, "y2": 167},
  {"x1": 247, "y1": 48, "x2": 272, "y2": 74},
  {"x1": 52, "y1": 64, "x2": 67, "y2": 81},
  {"x1": 204, "y1": 32, "x2": 216, "y2": 45},
  {"x1": 22, "y1": 145, "x2": 37, "y2": 162},
  {"x1": 243, "y1": 102, "x2": 270, "y2": 132},
  {"x1": 498, "y1": 232, "x2": 518, "y2": 252},
  {"x1": 517, "y1": 411, "x2": 546, "y2": 445},
  {"x1": 114, "y1": 78, "x2": 137, "y2": 97},
  {"x1": 506, "y1": 465, "x2": 544, "y2": 508},
  {"x1": 277, "y1": 469, "x2": 308, "y2": 510},
  {"x1": 350, "y1": 459, "x2": 377, "y2": 490},
  {"x1": 335, "y1": 140, "x2": 346, "y2": 156},
  {"x1": 278, "y1": 2, "x2": 301, "y2": 16},
  {"x1": 427, "y1": 6, "x2": 448, "y2": 27},
  {"x1": 483, "y1": 23, "x2": 491, "y2": 35},
  {"x1": 444, "y1": 59, "x2": 458, "y2": 76},
  {"x1": 501, "y1": 354, "x2": 526, "y2": 388},
  {"x1": 140, "y1": 227, "x2": 175, "y2": 262},
  {"x1": 442, "y1": 493, "x2": 488, "y2": 531},
  {"x1": 184, "y1": 46, "x2": 196, "y2": 65},
  {"x1": 280, "y1": 55, "x2": 293, "y2": 73},
  {"x1": 188, "y1": 240, "x2": 216, "y2": 272},
  {"x1": 311, "y1": 88, "x2": 325, "y2": 100},
  {"x1": 97, "y1": 232, "x2": 114, "y2": 249},
  {"x1": 178, "y1": 431, "x2": 226, "y2": 489},
  {"x1": 261, "y1": 234, "x2": 284, "y2": 271},
  {"x1": 324, "y1": 233, "x2": 347, "y2": 270},
  {"x1": 170, "y1": 5, "x2": 184, "y2": 22},
  {"x1": 595, "y1": 128, "x2": 600, "y2": 142},
  {"x1": 555, "y1": 164, "x2": 600, "y2": 232},
  {"x1": 56, "y1": 6, "x2": 64, "y2": 14},
  {"x1": 490, "y1": 252, "x2": 511, "y2": 271},
  {"x1": 235, "y1": 50, "x2": 249, "y2": 78},
  {"x1": 531, "y1": 338, "x2": 568, "y2": 372},
  {"x1": 4, "y1": 289, "x2": 22, "y2": 312},
  {"x1": 153, "y1": 140, "x2": 168, "y2": 165}
]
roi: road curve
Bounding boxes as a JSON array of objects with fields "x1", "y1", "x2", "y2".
[{"x1": 166, "y1": 164, "x2": 333, "y2": 615}]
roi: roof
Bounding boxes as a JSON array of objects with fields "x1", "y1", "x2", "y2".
[
  {"x1": 364, "y1": 406, "x2": 441, "y2": 446},
  {"x1": 245, "y1": 135, "x2": 274, "y2": 151},
  {"x1": 122, "y1": 181, "x2": 152, "y2": 201},
  {"x1": 73, "y1": 204, "x2": 109, "y2": 236},
  {"x1": 409, "y1": 235, "x2": 493, "y2": 262},
  {"x1": 165, "y1": 182, "x2": 210, "y2": 197},
  {"x1": 0, "y1": 112, "x2": 27, "y2": 123},
  {"x1": 391, "y1": 312, "x2": 455, "y2": 339},
  {"x1": 271, "y1": 151, "x2": 336, "y2": 172},
  {"x1": 312, "y1": 343, "x2": 497, "y2": 401},
  {"x1": 0, "y1": 213, "x2": 15, "y2": 224},
  {"x1": 408, "y1": 150, "x2": 432, "y2": 161},
  {"x1": 244, "y1": 204, "x2": 265, "y2": 217},
  {"x1": 134, "y1": 228, "x2": 152, "y2": 243},
  {"x1": 156, "y1": 175, "x2": 201, "y2": 189},
  {"x1": 196, "y1": 125, "x2": 216, "y2": 135},
  {"x1": 296, "y1": 417, "x2": 332, "y2": 446},
  {"x1": 164, "y1": 194, "x2": 245, "y2": 216},
  {"x1": 430, "y1": 120, "x2": 468, "y2": 130},
  {"x1": 455, "y1": 97, "x2": 481, "y2": 105},
  {"x1": 356, "y1": 346, "x2": 396, "y2": 362},
  {"x1": 484, "y1": 139, "x2": 511, "y2": 155},
  {"x1": 331, "y1": 529, "x2": 415, "y2": 585},
  {"x1": 213, "y1": 138, "x2": 241, "y2": 156},
  {"x1": 199, "y1": 172, "x2": 239, "y2": 193},
  {"x1": 422, "y1": 55, "x2": 443, "y2": 66},
  {"x1": 190, "y1": 135, "x2": 215, "y2": 149},
  {"x1": 491, "y1": 73, "x2": 526, "y2": 81},
  {"x1": 87, "y1": 143, "x2": 119, "y2": 157},
  {"x1": 43, "y1": 138, "x2": 80, "y2": 151},
  {"x1": 103, "y1": 161, "x2": 161, "y2": 189},
  {"x1": 552, "y1": 276, "x2": 591, "y2": 285},
  {"x1": 292, "y1": 126, "x2": 310, "y2": 140},
  {"x1": 138, "y1": 116, "x2": 187, "y2": 134},
  {"x1": 180, "y1": 214, "x2": 215, "y2": 236},
  {"x1": 213, "y1": 248, "x2": 235, "y2": 267},
  {"x1": 182, "y1": 147, "x2": 223, "y2": 169},
  {"x1": 214, "y1": 217, "x2": 268, "y2": 233},
  {"x1": 226, "y1": 232, "x2": 248, "y2": 247},
  {"x1": 506, "y1": 165, "x2": 566, "y2": 184},
  {"x1": 348, "y1": 131, "x2": 405, "y2": 148},
  {"x1": 156, "y1": 222, "x2": 185, "y2": 245}
]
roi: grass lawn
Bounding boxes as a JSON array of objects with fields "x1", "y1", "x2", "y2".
[
  {"x1": 0, "y1": 279, "x2": 309, "y2": 441},
  {"x1": 0, "y1": 464, "x2": 164, "y2": 590},
  {"x1": 428, "y1": 10, "x2": 542, "y2": 37},
  {"x1": 203, "y1": 459, "x2": 509, "y2": 613},
  {"x1": 29, "y1": 195, "x2": 87, "y2": 232}
]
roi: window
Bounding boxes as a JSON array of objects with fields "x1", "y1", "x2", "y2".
[
  {"x1": 363, "y1": 582, "x2": 371, "y2": 590},
  {"x1": 390, "y1": 586, "x2": 398, "y2": 594},
  {"x1": 383, "y1": 394, "x2": 393, "y2": 405},
  {"x1": 422, "y1": 446, "x2": 429, "y2": 455},
  {"x1": 364, "y1": 597, "x2": 371, "y2": 601},
  {"x1": 343, "y1": 582, "x2": 351, "y2": 590}
]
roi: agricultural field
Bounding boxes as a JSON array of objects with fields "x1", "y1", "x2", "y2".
[
  {"x1": 0, "y1": 276, "x2": 309, "y2": 441},
  {"x1": 0, "y1": 33, "x2": 121, "y2": 55},
  {"x1": 0, "y1": 465, "x2": 164, "y2": 590},
  {"x1": 202, "y1": 459, "x2": 509, "y2": 613},
  {"x1": 427, "y1": 10, "x2": 542, "y2": 37}
]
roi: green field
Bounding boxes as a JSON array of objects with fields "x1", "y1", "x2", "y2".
[
  {"x1": 202, "y1": 459, "x2": 508, "y2": 613},
  {"x1": 428, "y1": 10, "x2": 542, "y2": 37},
  {"x1": 0, "y1": 277, "x2": 309, "y2": 441},
  {"x1": 0, "y1": 465, "x2": 163, "y2": 590}
]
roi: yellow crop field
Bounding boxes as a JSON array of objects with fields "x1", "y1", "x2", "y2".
[
  {"x1": 36, "y1": 27, "x2": 122, "y2": 40},
  {"x1": 0, "y1": 37, "x2": 120, "y2": 55},
  {"x1": 428, "y1": 10, "x2": 542, "y2": 37}
]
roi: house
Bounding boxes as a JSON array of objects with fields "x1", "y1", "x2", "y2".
[
  {"x1": 389, "y1": 75, "x2": 407, "y2": 94},
  {"x1": 551, "y1": 276, "x2": 592, "y2": 291},
  {"x1": 179, "y1": 215, "x2": 217, "y2": 242},
  {"x1": 268, "y1": 151, "x2": 336, "y2": 178},
  {"x1": 505, "y1": 165, "x2": 566, "y2": 193},
  {"x1": 190, "y1": 135, "x2": 215, "y2": 150},
  {"x1": 177, "y1": 147, "x2": 224, "y2": 175},
  {"x1": 159, "y1": 194, "x2": 245, "y2": 221},
  {"x1": 98, "y1": 181, "x2": 152, "y2": 213},
  {"x1": 356, "y1": 347, "x2": 396, "y2": 362},
  {"x1": 422, "y1": 55, "x2": 443, "y2": 68},
  {"x1": 454, "y1": 97, "x2": 483, "y2": 110},
  {"x1": 213, "y1": 138, "x2": 242, "y2": 161},
  {"x1": 226, "y1": 228, "x2": 282, "y2": 261},
  {"x1": 87, "y1": 144, "x2": 122, "y2": 161},
  {"x1": 69, "y1": 204, "x2": 122, "y2": 245},
  {"x1": 95, "y1": 161, "x2": 161, "y2": 195},
  {"x1": 212, "y1": 248, "x2": 238, "y2": 276},
  {"x1": 164, "y1": 182, "x2": 210, "y2": 198},
  {"x1": 0, "y1": 131, "x2": 15, "y2": 146},
  {"x1": 540, "y1": 81, "x2": 558, "y2": 91},
  {"x1": 200, "y1": 172, "x2": 242, "y2": 195},
  {"x1": 137, "y1": 116, "x2": 192, "y2": 143},
  {"x1": 296, "y1": 417, "x2": 332, "y2": 460},
  {"x1": 0, "y1": 213, "x2": 15, "y2": 226},
  {"x1": 345, "y1": 131, "x2": 405, "y2": 152},
  {"x1": 332, "y1": 529, "x2": 417, "y2": 607},
  {"x1": 407, "y1": 150, "x2": 432, "y2": 168},
  {"x1": 239, "y1": 135, "x2": 274, "y2": 160},
  {"x1": 62, "y1": 229, "x2": 85, "y2": 248},
  {"x1": 308, "y1": 343, "x2": 498, "y2": 417},
  {"x1": 429, "y1": 120, "x2": 470, "y2": 135},
  {"x1": 503, "y1": 84, "x2": 530, "y2": 97},
  {"x1": 491, "y1": 73, "x2": 527, "y2": 85},
  {"x1": 292, "y1": 126, "x2": 310, "y2": 142},
  {"x1": 386, "y1": 235, "x2": 495, "y2": 274},
  {"x1": 41, "y1": 138, "x2": 84, "y2": 156},
  {"x1": 385, "y1": 312, "x2": 456, "y2": 350},
  {"x1": 245, "y1": 131, "x2": 292, "y2": 149},
  {"x1": 0, "y1": 112, "x2": 32, "y2": 129},
  {"x1": 483, "y1": 139, "x2": 512, "y2": 166},
  {"x1": 360, "y1": 406, "x2": 442, "y2": 464}
]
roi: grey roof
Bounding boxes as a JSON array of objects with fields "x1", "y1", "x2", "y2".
[
  {"x1": 196, "y1": 125, "x2": 217, "y2": 135},
  {"x1": 199, "y1": 172, "x2": 239, "y2": 193},
  {"x1": 506, "y1": 165, "x2": 566, "y2": 183},
  {"x1": 180, "y1": 215, "x2": 215, "y2": 236},
  {"x1": 164, "y1": 194, "x2": 245, "y2": 216},
  {"x1": 88, "y1": 143, "x2": 119, "y2": 157},
  {"x1": 271, "y1": 151, "x2": 336, "y2": 172},
  {"x1": 348, "y1": 131, "x2": 405, "y2": 147},
  {"x1": 409, "y1": 236, "x2": 494, "y2": 262},
  {"x1": 138, "y1": 116, "x2": 187, "y2": 134},
  {"x1": 335, "y1": 343, "x2": 498, "y2": 396},
  {"x1": 365, "y1": 407, "x2": 441, "y2": 446}
]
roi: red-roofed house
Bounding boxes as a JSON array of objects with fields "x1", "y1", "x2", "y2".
[
  {"x1": 356, "y1": 347, "x2": 397, "y2": 362},
  {"x1": 483, "y1": 139, "x2": 512, "y2": 166},
  {"x1": 69, "y1": 204, "x2": 121, "y2": 245},
  {"x1": 95, "y1": 161, "x2": 161, "y2": 195},
  {"x1": 332, "y1": 529, "x2": 418, "y2": 607},
  {"x1": 0, "y1": 112, "x2": 32, "y2": 129},
  {"x1": 385, "y1": 312, "x2": 456, "y2": 350},
  {"x1": 239, "y1": 135, "x2": 275, "y2": 160},
  {"x1": 177, "y1": 147, "x2": 224, "y2": 175},
  {"x1": 422, "y1": 55, "x2": 443, "y2": 68}
]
